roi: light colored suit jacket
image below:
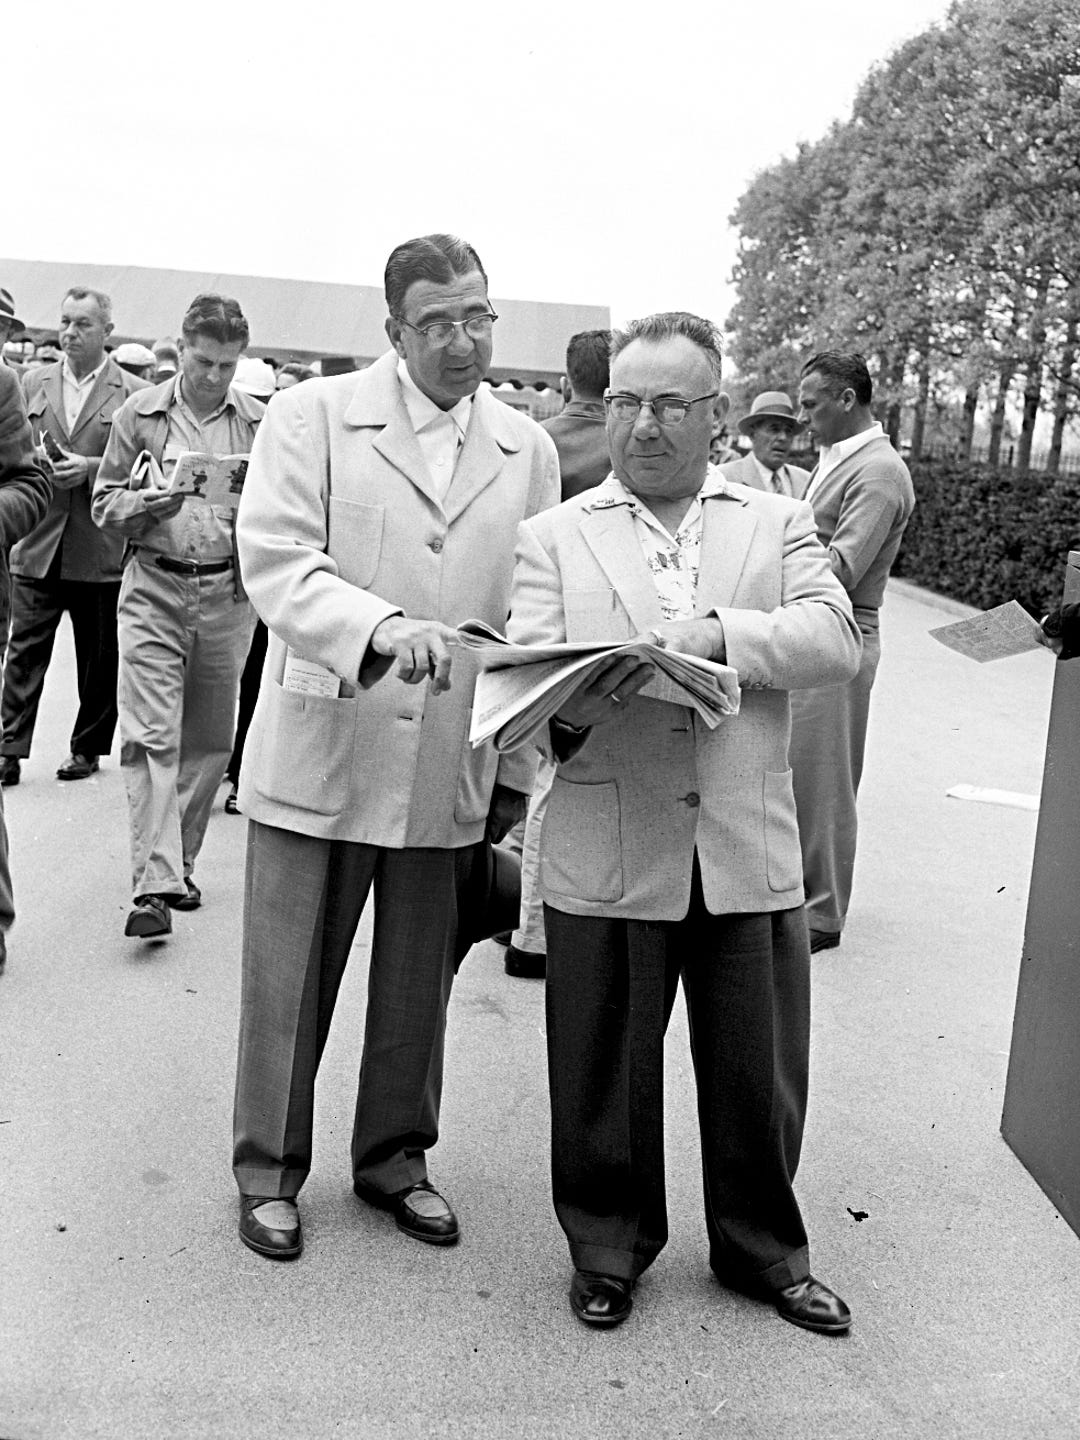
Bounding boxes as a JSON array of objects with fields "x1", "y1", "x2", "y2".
[
  {"x1": 17, "y1": 357, "x2": 148, "y2": 581},
  {"x1": 719, "y1": 453, "x2": 811, "y2": 498},
  {"x1": 505, "y1": 475, "x2": 861, "y2": 920},
  {"x1": 805, "y1": 435, "x2": 915, "y2": 627},
  {"x1": 236, "y1": 350, "x2": 561, "y2": 847}
]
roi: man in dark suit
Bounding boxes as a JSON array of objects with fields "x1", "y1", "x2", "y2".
[
  {"x1": 0, "y1": 369, "x2": 53, "y2": 969},
  {"x1": 0, "y1": 287, "x2": 148, "y2": 787},
  {"x1": 719, "y1": 391, "x2": 811, "y2": 497},
  {"x1": 790, "y1": 352, "x2": 915, "y2": 953},
  {"x1": 541, "y1": 329, "x2": 612, "y2": 500}
]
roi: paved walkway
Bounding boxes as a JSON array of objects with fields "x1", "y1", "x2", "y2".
[{"x1": 3, "y1": 579, "x2": 1079, "y2": 1439}]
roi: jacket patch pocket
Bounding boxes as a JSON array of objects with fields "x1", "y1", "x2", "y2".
[
  {"x1": 563, "y1": 588, "x2": 629, "y2": 643},
  {"x1": 763, "y1": 769, "x2": 802, "y2": 893},
  {"x1": 328, "y1": 496, "x2": 383, "y2": 590},
  {"x1": 252, "y1": 678, "x2": 356, "y2": 816},
  {"x1": 454, "y1": 713, "x2": 500, "y2": 824},
  {"x1": 541, "y1": 777, "x2": 623, "y2": 903}
]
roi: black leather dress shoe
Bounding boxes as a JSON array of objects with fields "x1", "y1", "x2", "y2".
[
  {"x1": 775, "y1": 1277, "x2": 851, "y2": 1333},
  {"x1": 167, "y1": 878, "x2": 202, "y2": 911},
  {"x1": 56, "y1": 753, "x2": 99, "y2": 780},
  {"x1": 353, "y1": 1177, "x2": 460, "y2": 1245},
  {"x1": 570, "y1": 1270, "x2": 633, "y2": 1328},
  {"x1": 809, "y1": 929, "x2": 841, "y2": 954},
  {"x1": 124, "y1": 894, "x2": 172, "y2": 937},
  {"x1": 0, "y1": 758, "x2": 20, "y2": 787},
  {"x1": 238, "y1": 1195, "x2": 303, "y2": 1259},
  {"x1": 504, "y1": 944, "x2": 546, "y2": 979}
]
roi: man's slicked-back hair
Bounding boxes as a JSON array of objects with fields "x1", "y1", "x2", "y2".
[
  {"x1": 384, "y1": 234, "x2": 488, "y2": 318},
  {"x1": 610, "y1": 312, "x2": 723, "y2": 383},
  {"x1": 565, "y1": 330, "x2": 611, "y2": 397},
  {"x1": 801, "y1": 351, "x2": 873, "y2": 406},
  {"x1": 181, "y1": 293, "x2": 250, "y2": 349},
  {"x1": 63, "y1": 286, "x2": 113, "y2": 324}
]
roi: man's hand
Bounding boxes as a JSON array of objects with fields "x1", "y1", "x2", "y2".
[
  {"x1": 642, "y1": 617, "x2": 726, "y2": 662},
  {"x1": 485, "y1": 784, "x2": 527, "y2": 844},
  {"x1": 142, "y1": 490, "x2": 185, "y2": 523},
  {"x1": 50, "y1": 450, "x2": 90, "y2": 490},
  {"x1": 370, "y1": 616, "x2": 458, "y2": 694},
  {"x1": 556, "y1": 654, "x2": 655, "y2": 730}
]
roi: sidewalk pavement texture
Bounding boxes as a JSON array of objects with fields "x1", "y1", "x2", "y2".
[{"x1": 2, "y1": 577, "x2": 1079, "y2": 1440}]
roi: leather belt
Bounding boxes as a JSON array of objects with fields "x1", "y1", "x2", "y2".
[{"x1": 152, "y1": 555, "x2": 234, "y2": 576}]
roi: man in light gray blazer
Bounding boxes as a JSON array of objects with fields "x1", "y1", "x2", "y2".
[
  {"x1": 791, "y1": 353, "x2": 915, "y2": 953},
  {"x1": 504, "y1": 312, "x2": 861, "y2": 1333},
  {"x1": 719, "y1": 389, "x2": 811, "y2": 497},
  {"x1": 230, "y1": 235, "x2": 559, "y2": 1261}
]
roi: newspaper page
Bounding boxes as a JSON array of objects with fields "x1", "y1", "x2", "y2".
[
  {"x1": 457, "y1": 620, "x2": 740, "y2": 750},
  {"x1": 168, "y1": 452, "x2": 250, "y2": 508},
  {"x1": 928, "y1": 600, "x2": 1047, "y2": 662}
]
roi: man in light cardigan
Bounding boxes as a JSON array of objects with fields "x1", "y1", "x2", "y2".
[{"x1": 791, "y1": 352, "x2": 915, "y2": 954}]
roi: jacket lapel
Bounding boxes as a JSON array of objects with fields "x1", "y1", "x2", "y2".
[
  {"x1": 345, "y1": 351, "x2": 439, "y2": 508},
  {"x1": 579, "y1": 503, "x2": 665, "y2": 634},
  {"x1": 695, "y1": 489, "x2": 759, "y2": 613},
  {"x1": 444, "y1": 389, "x2": 520, "y2": 524},
  {"x1": 69, "y1": 360, "x2": 119, "y2": 443},
  {"x1": 41, "y1": 365, "x2": 69, "y2": 444}
]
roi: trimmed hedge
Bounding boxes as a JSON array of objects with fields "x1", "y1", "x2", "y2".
[{"x1": 891, "y1": 459, "x2": 1080, "y2": 616}]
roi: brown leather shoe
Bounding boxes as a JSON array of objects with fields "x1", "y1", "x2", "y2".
[
  {"x1": 504, "y1": 944, "x2": 546, "y2": 979},
  {"x1": 124, "y1": 894, "x2": 172, "y2": 937},
  {"x1": 56, "y1": 753, "x2": 99, "y2": 781},
  {"x1": 775, "y1": 1277, "x2": 851, "y2": 1333},
  {"x1": 239, "y1": 1196, "x2": 303, "y2": 1259},
  {"x1": 353, "y1": 1177, "x2": 459, "y2": 1246},
  {"x1": 570, "y1": 1270, "x2": 633, "y2": 1328}
]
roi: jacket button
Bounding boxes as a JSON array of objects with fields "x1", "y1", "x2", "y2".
[
  {"x1": 428, "y1": 538, "x2": 444, "y2": 553},
  {"x1": 683, "y1": 791, "x2": 701, "y2": 808}
]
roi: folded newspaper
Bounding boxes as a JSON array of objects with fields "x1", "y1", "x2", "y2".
[{"x1": 456, "y1": 619, "x2": 740, "y2": 751}]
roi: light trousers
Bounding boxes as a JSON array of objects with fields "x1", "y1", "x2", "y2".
[{"x1": 117, "y1": 557, "x2": 253, "y2": 897}]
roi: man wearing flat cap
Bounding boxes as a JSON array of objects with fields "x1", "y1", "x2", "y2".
[{"x1": 719, "y1": 391, "x2": 810, "y2": 497}]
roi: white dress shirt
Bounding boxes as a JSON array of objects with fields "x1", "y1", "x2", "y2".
[
  {"x1": 396, "y1": 358, "x2": 472, "y2": 502},
  {"x1": 806, "y1": 422, "x2": 885, "y2": 501},
  {"x1": 61, "y1": 357, "x2": 107, "y2": 434},
  {"x1": 748, "y1": 451, "x2": 793, "y2": 495}
]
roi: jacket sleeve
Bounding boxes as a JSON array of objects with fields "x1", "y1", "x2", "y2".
[
  {"x1": 716, "y1": 499, "x2": 862, "y2": 690},
  {"x1": 235, "y1": 388, "x2": 401, "y2": 686},
  {"x1": 825, "y1": 458, "x2": 910, "y2": 595},
  {"x1": 0, "y1": 369, "x2": 52, "y2": 548},
  {"x1": 91, "y1": 396, "x2": 160, "y2": 535}
]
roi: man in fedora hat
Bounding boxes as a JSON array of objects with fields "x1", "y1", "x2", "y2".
[
  {"x1": 0, "y1": 290, "x2": 26, "y2": 375},
  {"x1": 720, "y1": 391, "x2": 810, "y2": 497}
]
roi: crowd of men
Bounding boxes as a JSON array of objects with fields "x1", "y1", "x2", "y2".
[{"x1": 0, "y1": 239, "x2": 935, "y2": 1339}]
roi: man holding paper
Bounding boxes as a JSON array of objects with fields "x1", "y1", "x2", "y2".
[
  {"x1": 228, "y1": 234, "x2": 558, "y2": 1262},
  {"x1": 504, "y1": 311, "x2": 861, "y2": 1333},
  {"x1": 93, "y1": 294, "x2": 263, "y2": 938}
]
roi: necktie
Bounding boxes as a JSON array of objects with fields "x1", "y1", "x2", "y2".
[{"x1": 772, "y1": 467, "x2": 791, "y2": 497}]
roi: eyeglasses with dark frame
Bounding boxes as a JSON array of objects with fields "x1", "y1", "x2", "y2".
[
  {"x1": 396, "y1": 312, "x2": 499, "y2": 350},
  {"x1": 604, "y1": 389, "x2": 720, "y2": 427}
]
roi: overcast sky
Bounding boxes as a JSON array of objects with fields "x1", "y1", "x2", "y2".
[{"x1": 7, "y1": 0, "x2": 954, "y2": 327}]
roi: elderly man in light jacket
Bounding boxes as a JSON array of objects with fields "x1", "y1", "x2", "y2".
[
  {"x1": 503, "y1": 312, "x2": 861, "y2": 1334},
  {"x1": 230, "y1": 235, "x2": 559, "y2": 1261}
]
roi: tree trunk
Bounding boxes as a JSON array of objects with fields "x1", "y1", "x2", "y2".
[
  {"x1": 1048, "y1": 300, "x2": 1079, "y2": 476},
  {"x1": 959, "y1": 384, "x2": 979, "y2": 460},
  {"x1": 909, "y1": 337, "x2": 932, "y2": 462},
  {"x1": 1016, "y1": 270, "x2": 1050, "y2": 475},
  {"x1": 882, "y1": 349, "x2": 906, "y2": 449},
  {"x1": 988, "y1": 356, "x2": 1014, "y2": 468}
]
